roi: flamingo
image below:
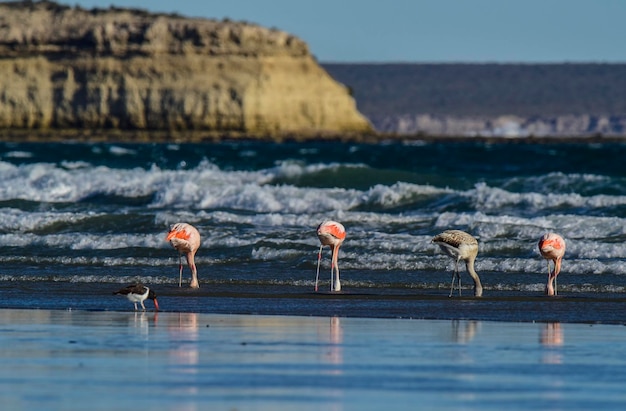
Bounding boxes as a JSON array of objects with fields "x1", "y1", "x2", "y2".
[
  {"x1": 113, "y1": 283, "x2": 159, "y2": 311},
  {"x1": 316, "y1": 220, "x2": 346, "y2": 292},
  {"x1": 166, "y1": 223, "x2": 201, "y2": 288},
  {"x1": 432, "y1": 230, "x2": 483, "y2": 297},
  {"x1": 538, "y1": 232, "x2": 566, "y2": 296}
]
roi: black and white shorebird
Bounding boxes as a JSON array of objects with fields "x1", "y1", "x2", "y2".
[
  {"x1": 432, "y1": 230, "x2": 483, "y2": 297},
  {"x1": 113, "y1": 283, "x2": 160, "y2": 311}
]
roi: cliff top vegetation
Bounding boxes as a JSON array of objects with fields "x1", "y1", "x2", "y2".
[{"x1": 0, "y1": 0, "x2": 308, "y2": 57}]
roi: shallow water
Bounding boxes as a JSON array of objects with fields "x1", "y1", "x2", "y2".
[
  {"x1": 1, "y1": 309, "x2": 625, "y2": 411},
  {"x1": 2, "y1": 280, "x2": 626, "y2": 324}
]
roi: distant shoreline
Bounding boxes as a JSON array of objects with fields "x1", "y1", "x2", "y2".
[{"x1": 0, "y1": 128, "x2": 625, "y2": 144}]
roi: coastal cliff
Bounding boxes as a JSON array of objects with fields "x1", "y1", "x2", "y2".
[{"x1": 0, "y1": 1, "x2": 372, "y2": 138}]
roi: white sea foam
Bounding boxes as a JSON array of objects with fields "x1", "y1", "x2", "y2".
[
  {"x1": 0, "y1": 209, "x2": 92, "y2": 232},
  {"x1": 108, "y1": 145, "x2": 138, "y2": 156},
  {"x1": 3, "y1": 159, "x2": 624, "y2": 216},
  {"x1": 1, "y1": 156, "x2": 625, "y2": 282},
  {"x1": 470, "y1": 182, "x2": 626, "y2": 210},
  {"x1": 3, "y1": 151, "x2": 33, "y2": 159}
]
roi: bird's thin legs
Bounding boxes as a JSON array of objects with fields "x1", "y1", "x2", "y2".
[
  {"x1": 178, "y1": 254, "x2": 184, "y2": 287},
  {"x1": 449, "y1": 259, "x2": 462, "y2": 297},
  {"x1": 546, "y1": 261, "x2": 553, "y2": 295},
  {"x1": 315, "y1": 245, "x2": 323, "y2": 292},
  {"x1": 554, "y1": 276, "x2": 557, "y2": 295},
  {"x1": 315, "y1": 245, "x2": 341, "y2": 292},
  {"x1": 449, "y1": 271, "x2": 456, "y2": 297},
  {"x1": 554, "y1": 263, "x2": 558, "y2": 296}
]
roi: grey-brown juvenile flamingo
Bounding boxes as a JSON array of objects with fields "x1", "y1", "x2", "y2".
[{"x1": 432, "y1": 230, "x2": 483, "y2": 297}]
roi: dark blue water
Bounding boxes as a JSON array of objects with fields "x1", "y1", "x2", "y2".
[{"x1": 1, "y1": 140, "x2": 625, "y2": 323}]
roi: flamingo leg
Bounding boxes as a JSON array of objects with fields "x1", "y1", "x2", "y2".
[
  {"x1": 554, "y1": 276, "x2": 558, "y2": 296},
  {"x1": 449, "y1": 260, "x2": 458, "y2": 297},
  {"x1": 457, "y1": 257, "x2": 462, "y2": 296},
  {"x1": 450, "y1": 259, "x2": 462, "y2": 297},
  {"x1": 449, "y1": 271, "x2": 456, "y2": 297},
  {"x1": 315, "y1": 245, "x2": 323, "y2": 292},
  {"x1": 178, "y1": 254, "x2": 184, "y2": 287},
  {"x1": 546, "y1": 261, "x2": 553, "y2": 295},
  {"x1": 553, "y1": 263, "x2": 558, "y2": 296}
]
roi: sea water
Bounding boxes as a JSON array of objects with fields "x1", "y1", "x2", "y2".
[
  {"x1": 1, "y1": 310, "x2": 626, "y2": 410},
  {"x1": 0, "y1": 140, "x2": 625, "y2": 321}
]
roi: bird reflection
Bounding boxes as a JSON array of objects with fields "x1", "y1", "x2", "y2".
[
  {"x1": 317, "y1": 316, "x2": 344, "y2": 369},
  {"x1": 329, "y1": 316, "x2": 343, "y2": 366},
  {"x1": 540, "y1": 322, "x2": 564, "y2": 364},
  {"x1": 540, "y1": 322, "x2": 564, "y2": 346},
  {"x1": 128, "y1": 311, "x2": 158, "y2": 337},
  {"x1": 452, "y1": 320, "x2": 479, "y2": 343},
  {"x1": 168, "y1": 313, "x2": 200, "y2": 371}
]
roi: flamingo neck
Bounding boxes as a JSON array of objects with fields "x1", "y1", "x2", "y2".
[
  {"x1": 465, "y1": 256, "x2": 483, "y2": 297},
  {"x1": 552, "y1": 257, "x2": 562, "y2": 278}
]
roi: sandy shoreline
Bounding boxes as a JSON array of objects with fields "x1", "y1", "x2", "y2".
[{"x1": 1, "y1": 308, "x2": 626, "y2": 410}]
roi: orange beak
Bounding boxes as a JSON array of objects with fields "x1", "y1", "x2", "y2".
[{"x1": 153, "y1": 298, "x2": 160, "y2": 311}]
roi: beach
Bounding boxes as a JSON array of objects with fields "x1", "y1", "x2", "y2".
[
  {"x1": 1, "y1": 308, "x2": 626, "y2": 410},
  {"x1": 1, "y1": 140, "x2": 626, "y2": 409}
]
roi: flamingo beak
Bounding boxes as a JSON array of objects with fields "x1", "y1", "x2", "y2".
[{"x1": 153, "y1": 298, "x2": 160, "y2": 311}]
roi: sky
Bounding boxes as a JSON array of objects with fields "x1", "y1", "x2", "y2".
[{"x1": 57, "y1": 0, "x2": 626, "y2": 63}]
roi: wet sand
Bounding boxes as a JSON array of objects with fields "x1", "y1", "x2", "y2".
[{"x1": 1, "y1": 309, "x2": 626, "y2": 410}]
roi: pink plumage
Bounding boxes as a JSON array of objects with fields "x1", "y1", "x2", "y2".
[
  {"x1": 538, "y1": 232, "x2": 566, "y2": 296},
  {"x1": 166, "y1": 223, "x2": 201, "y2": 288}
]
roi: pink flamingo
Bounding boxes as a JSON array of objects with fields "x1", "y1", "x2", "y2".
[
  {"x1": 432, "y1": 230, "x2": 483, "y2": 297},
  {"x1": 316, "y1": 221, "x2": 346, "y2": 292},
  {"x1": 538, "y1": 232, "x2": 566, "y2": 296},
  {"x1": 166, "y1": 223, "x2": 201, "y2": 288},
  {"x1": 113, "y1": 283, "x2": 159, "y2": 311}
]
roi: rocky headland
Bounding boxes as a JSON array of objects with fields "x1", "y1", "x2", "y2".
[{"x1": 0, "y1": 1, "x2": 373, "y2": 141}]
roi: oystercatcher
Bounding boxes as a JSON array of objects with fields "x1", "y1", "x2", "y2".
[{"x1": 113, "y1": 283, "x2": 160, "y2": 311}]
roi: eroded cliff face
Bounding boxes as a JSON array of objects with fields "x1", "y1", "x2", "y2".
[{"x1": 0, "y1": 1, "x2": 372, "y2": 136}]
